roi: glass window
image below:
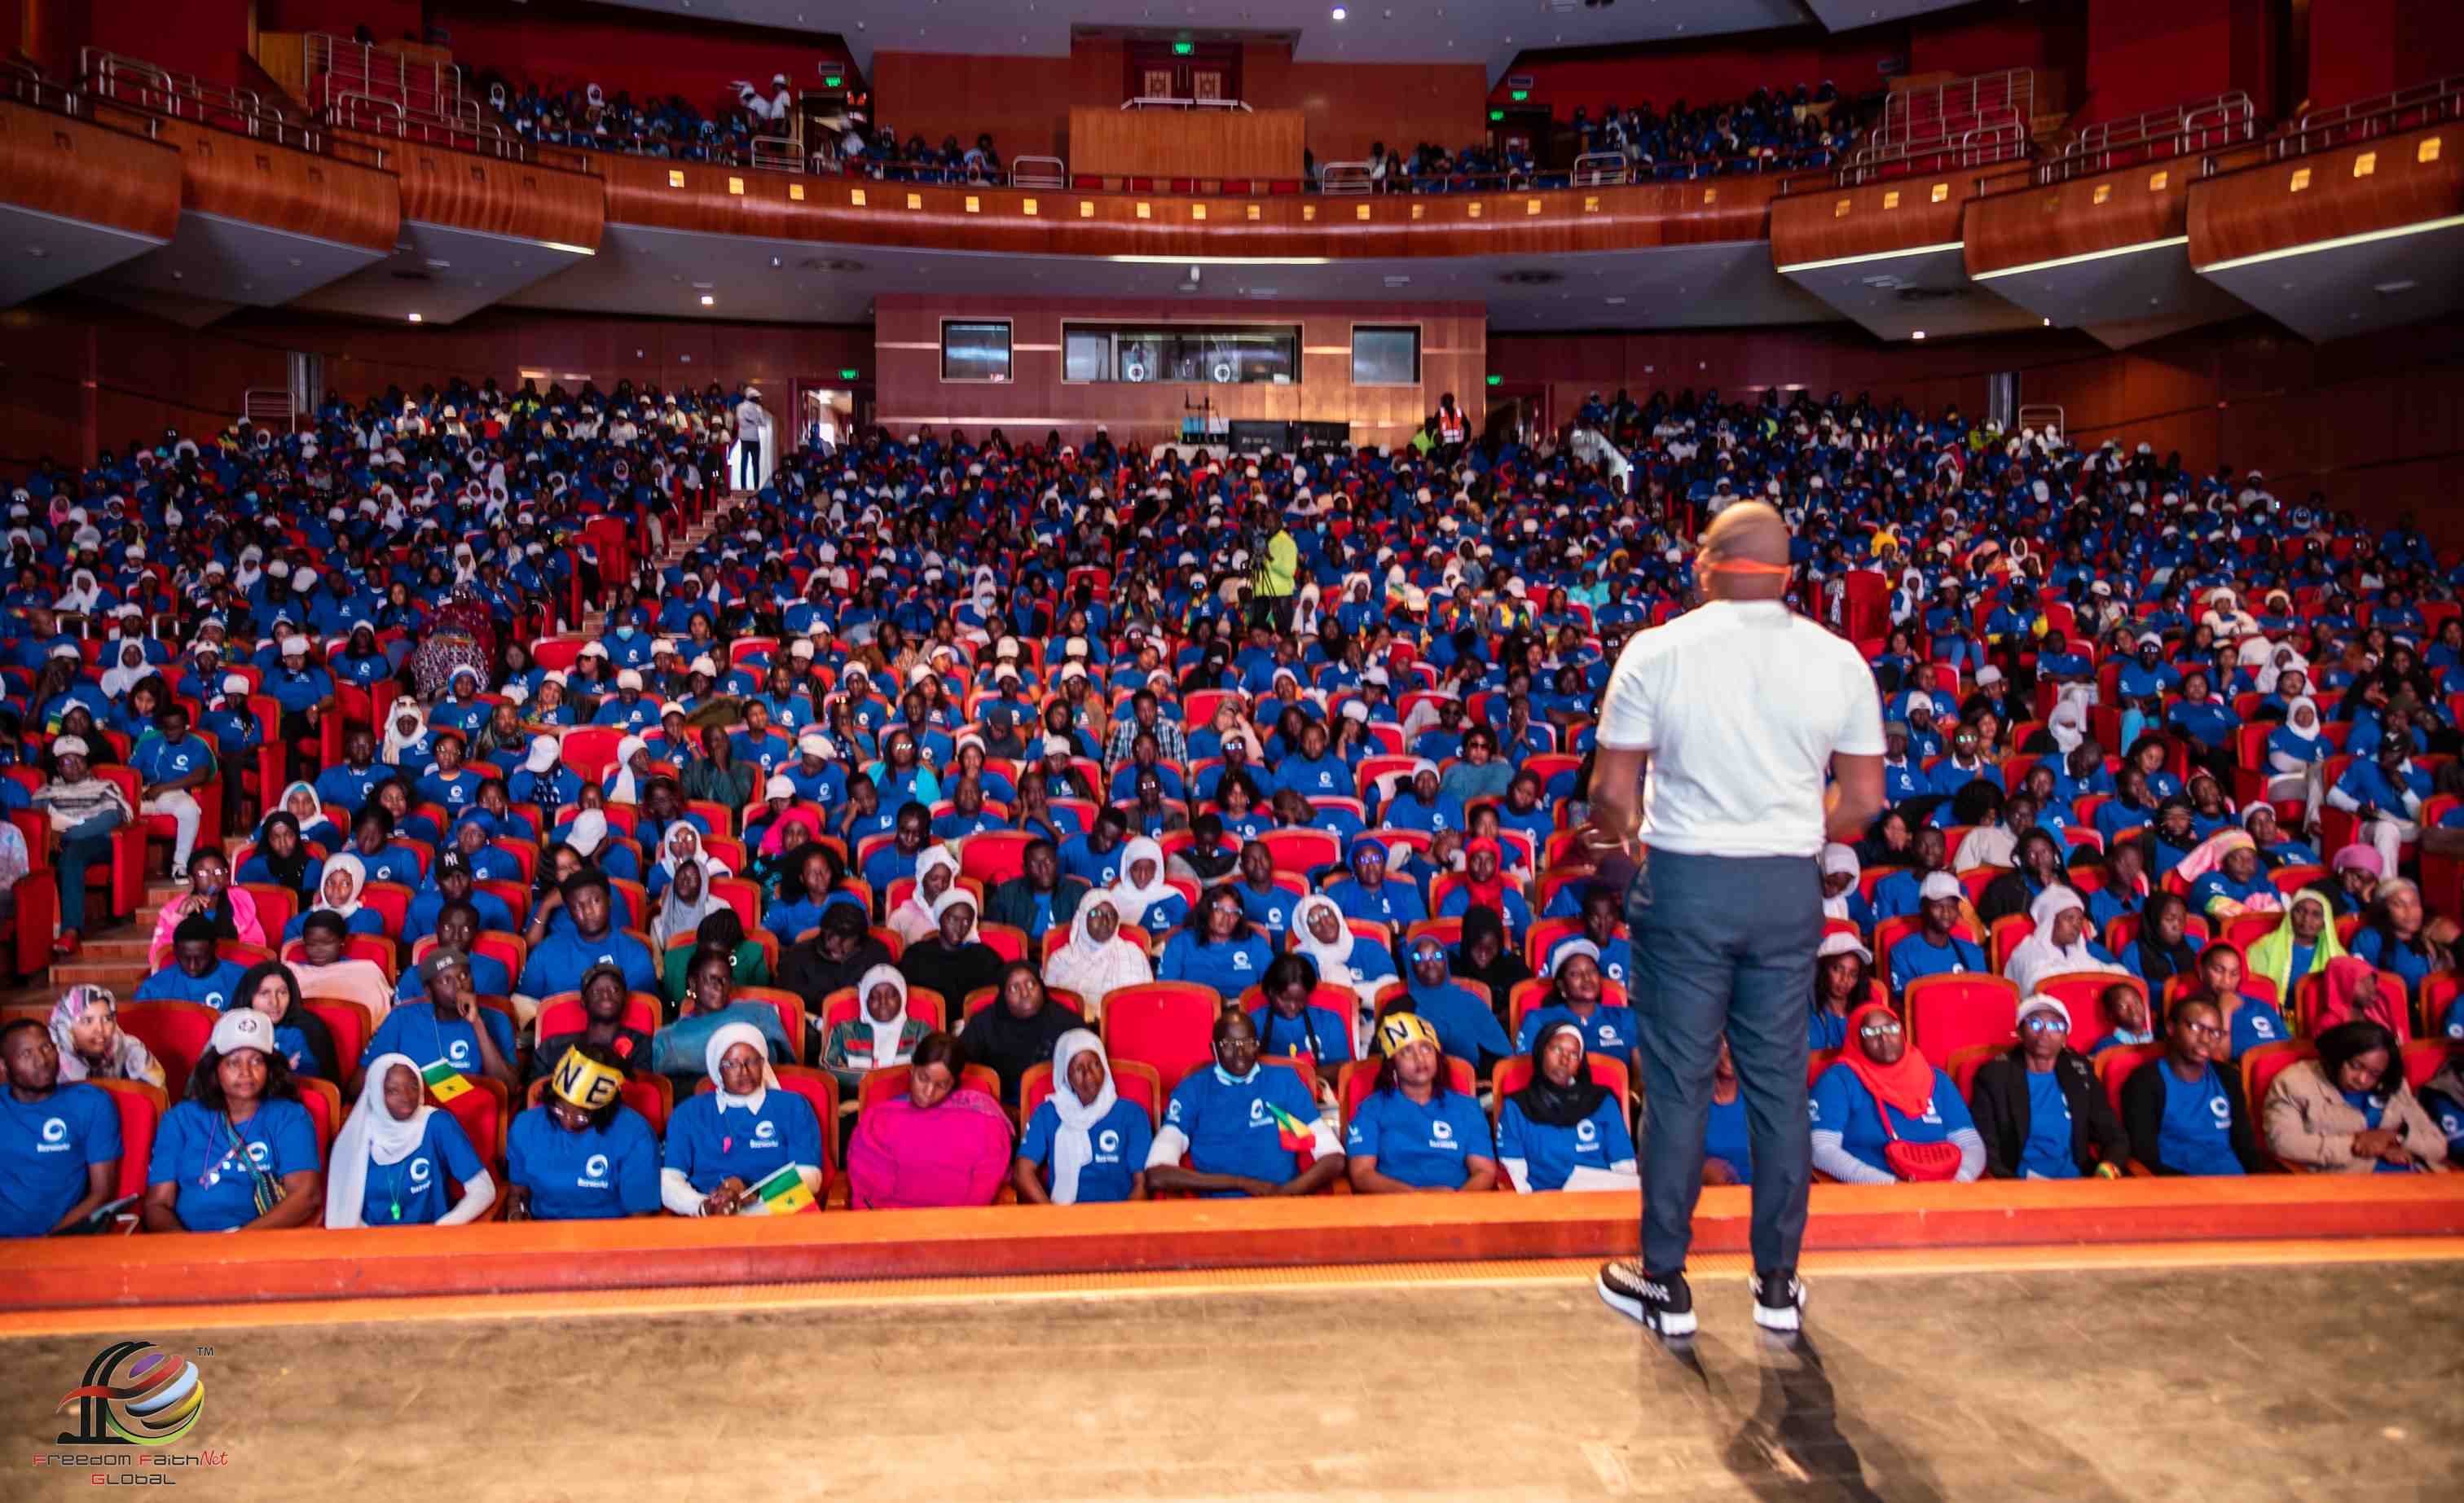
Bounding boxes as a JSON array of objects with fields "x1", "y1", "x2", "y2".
[
  {"x1": 941, "y1": 321, "x2": 1011, "y2": 382},
  {"x1": 1059, "y1": 323, "x2": 1300, "y2": 385},
  {"x1": 1352, "y1": 325, "x2": 1420, "y2": 386}
]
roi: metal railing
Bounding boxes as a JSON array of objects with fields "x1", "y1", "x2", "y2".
[
  {"x1": 241, "y1": 389, "x2": 295, "y2": 431},
  {"x1": 327, "y1": 89, "x2": 528, "y2": 160},
  {"x1": 1569, "y1": 151, "x2": 1626, "y2": 187},
  {"x1": 2268, "y1": 74, "x2": 2464, "y2": 160},
  {"x1": 1876, "y1": 67, "x2": 2035, "y2": 149},
  {"x1": 81, "y1": 47, "x2": 319, "y2": 150},
  {"x1": 306, "y1": 32, "x2": 473, "y2": 128},
  {"x1": 1832, "y1": 110, "x2": 2027, "y2": 186},
  {"x1": 1011, "y1": 154, "x2": 1066, "y2": 189},
  {"x1": 1119, "y1": 96, "x2": 1253, "y2": 112},
  {"x1": 2038, "y1": 90, "x2": 2257, "y2": 183},
  {"x1": 1318, "y1": 160, "x2": 1374, "y2": 195},
  {"x1": 2017, "y1": 403, "x2": 2066, "y2": 442}
]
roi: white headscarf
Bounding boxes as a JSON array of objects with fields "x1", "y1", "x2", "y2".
[
  {"x1": 653, "y1": 861, "x2": 720, "y2": 949},
  {"x1": 317, "y1": 850, "x2": 368, "y2": 918},
  {"x1": 609, "y1": 735, "x2": 649, "y2": 803},
  {"x1": 853, "y1": 964, "x2": 912, "y2": 1069},
  {"x1": 1287, "y1": 894, "x2": 1358, "y2": 987},
  {"x1": 2004, "y1": 885, "x2": 2119, "y2": 999},
  {"x1": 323, "y1": 1053, "x2": 436, "y2": 1228},
  {"x1": 704, "y1": 1020, "x2": 777, "y2": 1114},
  {"x1": 380, "y1": 697, "x2": 428, "y2": 765},
  {"x1": 56, "y1": 568, "x2": 103, "y2": 614},
  {"x1": 1106, "y1": 836, "x2": 1175, "y2": 928},
  {"x1": 929, "y1": 886, "x2": 981, "y2": 945},
  {"x1": 2284, "y1": 695, "x2": 2321, "y2": 742},
  {"x1": 900, "y1": 846, "x2": 961, "y2": 929},
  {"x1": 1043, "y1": 1027, "x2": 1118, "y2": 1206},
  {"x1": 1045, "y1": 896, "x2": 1152, "y2": 1016},
  {"x1": 2048, "y1": 692, "x2": 2090, "y2": 755},
  {"x1": 658, "y1": 821, "x2": 731, "y2": 885},
  {"x1": 1820, "y1": 842, "x2": 1862, "y2": 921},
  {"x1": 98, "y1": 641, "x2": 152, "y2": 700},
  {"x1": 2259, "y1": 647, "x2": 2310, "y2": 698}
]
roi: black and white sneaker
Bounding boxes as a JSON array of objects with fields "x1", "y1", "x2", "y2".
[
  {"x1": 1751, "y1": 1269, "x2": 1806, "y2": 1332},
  {"x1": 1597, "y1": 1261, "x2": 1696, "y2": 1337}
]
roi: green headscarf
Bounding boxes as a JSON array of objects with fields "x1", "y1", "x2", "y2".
[{"x1": 2242, "y1": 889, "x2": 2345, "y2": 996}]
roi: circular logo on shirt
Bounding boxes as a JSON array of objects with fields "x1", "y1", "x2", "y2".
[
  {"x1": 1248, "y1": 1098, "x2": 1269, "y2": 1126},
  {"x1": 1431, "y1": 1119, "x2": 1454, "y2": 1142},
  {"x1": 2209, "y1": 1096, "x2": 2232, "y2": 1124},
  {"x1": 447, "y1": 1039, "x2": 473, "y2": 1066},
  {"x1": 755, "y1": 1120, "x2": 778, "y2": 1142},
  {"x1": 41, "y1": 1117, "x2": 67, "y2": 1144},
  {"x1": 1921, "y1": 1099, "x2": 1943, "y2": 1125},
  {"x1": 407, "y1": 1157, "x2": 433, "y2": 1187},
  {"x1": 203, "y1": 991, "x2": 226, "y2": 1009},
  {"x1": 1231, "y1": 952, "x2": 1254, "y2": 971},
  {"x1": 1596, "y1": 1024, "x2": 1616, "y2": 1044},
  {"x1": 1575, "y1": 1118, "x2": 1599, "y2": 1145},
  {"x1": 584, "y1": 1153, "x2": 610, "y2": 1179},
  {"x1": 2252, "y1": 1017, "x2": 2276, "y2": 1038},
  {"x1": 1097, "y1": 1129, "x2": 1120, "y2": 1155},
  {"x1": 244, "y1": 1141, "x2": 271, "y2": 1167}
]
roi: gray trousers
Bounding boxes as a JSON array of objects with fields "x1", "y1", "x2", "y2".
[{"x1": 1625, "y1": 846, "x2": 1819, "y2": 1275}]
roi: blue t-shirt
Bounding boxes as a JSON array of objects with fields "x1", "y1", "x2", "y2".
[
  {"x1": 2339, "y1": 1088, "x2": 2413, "y2": 1175},
  {"x1": 2018, "y1": 1068, "x2": 2078, "y2": 1180},
  {"x1": 505, "y1": 1104, "x2": 662, "y2": 1220},
  {"x1": 2155, "y1": 1063, "x2": 2245, "y2": 1176},
  {"x1": 1495, "y1": 1092, "x2": 1633, "y2": 1191},
  {"x1": 1888, "y1": 933, "x2": 1987, "y2": 994},
  {"x1": 2226, "y1": 996, "x2": 2289, "y2": 1059},
  {"x1": 1249, "y1": 1004, "x2": 1357, "y2": 1064},
  {"x1": 1404, "y1": 986, "x2": 1513, "y2": 1066},
  {"x1": 662, "y1": 1088, "x2": 824, "y2": 1196},
  {"x1": 1162, "y1": 1064, "x2": 1323, "y2": 1193},
  {"x1": 1343, "y1": 1087, "x2": 1493, "y2": 1189},
  {"x1": 133, "y1": 959, "x2": 250, "y2": 1012},
  {"x1": 147, "y1": 1097, "x2": 321, "y2": 1232},
  {"x1": 1018, "y1": 1096, "x2": 1153, "y2": 1204},
  {"x1": 1515, "y1": 1002, "x2": 1639, "y2": 1061},
  {"x1": 1156, "y1": 931, "x2": 1275, "y2": 1000},
  {"x1": 1, "y1": 1083, "x2": 122, "y2": 1237},
  {"x1": 520, "y1": 929, "x2": 659, "y2": 1000},
  {"x1": 1810, "y1": 1063, "x2": 1971, "y2": 1176},
  {"x1": 1702, "y1": 1092, "x2": 1753, "y2": 1185},
  {"x1": 1236, "y1": 883, "x2": 1300, "y2": 937},
  {"x1": 350, "y1": 1110, "x2": 486, "y2": 1226},
  {"x1": 362, "y1": 1004, "x2": 519, "y2": 1081}
]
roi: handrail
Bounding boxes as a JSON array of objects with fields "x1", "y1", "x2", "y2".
[
  {"x1": 240, "y1": 389, "x2": 295, "y2": 430},
  {"x1": 1119, "y1": 96, "x2": 1253, "y2": 112},
  {"x1": 306, "y1": 32, "x2": 471, "y2": 128},
  {"x1": 1877, "y1": 68, "x2": 2034, "y2": 150},
  {"x1": 3, "y1": 59, "x2": 95, "y2": 123},
  {"x1": 81, "y1": 46, "x2": 319, "y2": 150},
  {"x1": 328, "y1": 90, "x2": 531, "y2": 161},
  {"x1": 1829, "y1": 107, "x2": 2026, "y2": 187},
  {"x1": 2037, "y1": 90, "x2": 2256, "y2": 183},
  {"x1": 1011, "y1": 154, "x2": 1066, "y2": 190},
  {"x1": 2268, "y1": 74, "x2": 2464, "y2": 160},
  {"x1": 2017, "y1": 403, "x2": 2066, "y2": 442},
  {"x1": 1318, "y1": 160, "x2": 1372, "y2": 195},
  {"x1": 1569, "y1": 151, "x2": 1628, "y2": 187}
]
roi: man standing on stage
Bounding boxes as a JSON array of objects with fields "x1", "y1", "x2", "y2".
[{"x1": 1583, "y1": 502, "x2": 1885, "y2": 1338}]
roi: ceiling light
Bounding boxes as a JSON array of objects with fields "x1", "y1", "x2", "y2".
[
  {"x1": 1331, "y1": 6, "x2": 1345, "y2": 19},
  {"x1": 700, "y1": 294, "x2": 715, "y2": 305},
  {"x1": 407, "y1": 313, "x2": 422, "y2": 323},
  {"x1": 2042, "y1": 318, "x2": 2051, "y2": 326},
  {"x1": 1911, "y1": 330, "x2": 1925, "y2": 340}
]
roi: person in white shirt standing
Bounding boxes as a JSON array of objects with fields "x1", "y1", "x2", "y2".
[
  {"x1": 1584, "y1": 502, "x2": 1885, "y2": 1339},
  {"x1": 734, "y1": 386, "x2": 766, "y2": 491}
]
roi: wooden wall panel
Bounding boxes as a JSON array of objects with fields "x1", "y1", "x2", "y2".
[
  {"x1": 1769, "y1": 174, "x2": 1975, "y2": 269},
  {"x1": 872, "y1": 294, "x2": 1481, "y2": 450},
  {"x1": 148, "y1": 120, "x2": 399, "y2": 253},
  {"x1": 2189, "y1": 121, "x2": 2462, "y2": 267},
  {"x1": 335, "y1": 130, "x2": 605, "y2": 248},
  {"x1": 591, "y1": 154, "x2": 1782, "y2": 260},
  {"x1": 0, "y1": 99, "x2": 184, "y2": 242},
  {"x1": 1243, "y1": 51, "x2": 1488, "y2": 167},
  {"x1": 1067, "y1": 108, "x2": 1305, "y2": 182},
  {"x1": 1965, "y1": 159, "x2": 2196, "y2": 276}
]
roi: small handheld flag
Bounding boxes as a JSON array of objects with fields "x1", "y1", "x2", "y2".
[
  {"x1": 741, "y1": 1162, "x2": 815, "y2": 1215},
  {"x1": 1265, "y1": 1102, "x2": 1315, "y2": 1154},
  {"x1": 420, "y1": 1058, "x2": 473, "y2": 1103}
]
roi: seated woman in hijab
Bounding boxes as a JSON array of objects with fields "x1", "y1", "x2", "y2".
[
  {"x1": 1247, "y1": 953, "x2": 1356, "y2": 1080},
  {"x1": 651, "y1": 854, "x2": 720, "y2": 955},
  {"x1": 532, "y1": 961, "x2": 656, "y2": 1085},
  {"x1": 662, "y1": 1019, "x2": 824, "y2": 1217},
  {"x1": 1107, "y1": 836, "x2": 1190, "y2": 939},
  {"x1": 651, "y1": 946, "x2": 796, "y2": 1089},
  {"x1": 228, "y1": 958, "x2": 341, "y2": 1083},
  {"x1": 898, "y1": 888, "x2": 1006, "y2": 1006},
  {"x1": 141, "y1": 1009, "x2": 323, "y2": 1233},
  {"x1": 1393, "y1": 933, "x2": 1511, "y2": 1074},
  {"x1": 1512, "y1": 944, "x2": 1637, "y2": 1077},
  {"x1": 380, "y1": 697, "x2": 435, "y2": 776},
  {"x1": 1450, "y1": 903, "x2": 1531, "y2": 1003},
  {"x1": 145, "y1": 849, "x2": 265, "y2": 973},
  {"x1": 1496, "y1": 1017, "x2": 1636, "y2": 1193},
  {"x1": 887, "y1": 845, "x2": 961, "y2": 948},
  {"x1": 1344, "y1": 1012, "x2": 1496, "y2": 1194},
  {"x1": 505, "y1": 1040, "x2": 663, "y2": 1220},
  {"x1": 237, "y1": 811, "x2": 324, "y2": 900},
  {"x1": 2144, "y1": 795, "x2": 2206, "y2": 879},
  {"x1": 47, "y1": 984, "x2": 165, "y2": 1089},
  {"x1": 958, "y1": 961, "x2": 1079, "y2": 1106},
  {"x1": 646, "y1": 819, "x2": 730, "y2": 904},
  {"x1": 1287, "y1": 893, "x2": 1397, "y2": 1024},
  {"x1": 2243, "y1": 887, "x2": 2345, "y2": 999},
  {"x1": 279, "y1": 851, "x2": 385, "y2": 943},
  {"x1": 2266, "y1": 695, "x2": 2330, "y2": 828},
  {"x1": 2003, "y1": 886, "x2": 2125, "y2": 1000},
  {"x1": 1819, "y1": 843, "x2": 1872, "y2": 934},
  {"x1": 1437, "y1": 838, "x2": 1533, "y2": 942},
  {"x1": 1014, "y1": 1029, "x2": 1151, "y2": 1205},
  {"x1": 822, "y1": 963, "x2": 930, "y2": 1092},
  {"x1": 2123, "y1": 891, "x2": 2204, "y2": 987},
  {"x1": 2264, "y1": 1019, "x2": 2449, "y2": 1173},
  {"x1": 267, "y1": 780, "x2": 345, "y2": 855},
  {"x1": 847, "y1": 1031, "x2": 1014, "y2": 1210},
  {"x1": 1809, "y1": 1001, "x2": 1985, "y2": 1184},
  {"x1": 2348, "y1": 876, "x2": 2455, "y2": 1004},
  {"x1": 1042, "y1": 894, "x2": 1151, "y2": 1022},
  {"x1": 323, "y1": 1052, "x2": 495, "y2": 1228},
  {"x1": 2180, "y1": 830, "x2": 2285, "y2": 922}
]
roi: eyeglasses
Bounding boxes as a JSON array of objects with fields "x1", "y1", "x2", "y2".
[
  {"x1": 2178, "y1": 1021, "x2": 2225, "y2": 1040},
  {"x1": 2020, "y1": 1014, "x2": 2066, "y2": 1032},
  {"x1": 1858, "y1": 1021, "x2": 1903, "y2": 1039}
]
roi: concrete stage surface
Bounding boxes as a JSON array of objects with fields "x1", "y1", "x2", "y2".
[{"x1": 3, "y1": 1242, "x2": 2459, "y2": 1501}]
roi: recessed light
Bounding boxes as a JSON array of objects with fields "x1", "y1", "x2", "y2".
[
  {"x1": 701, "y1": 294, "x2": 715, "y2": 305},
  {"x1": 1911, "y1": 330, "x2": 1925, "y2": 340},
  {"x1": 2042, "y1": 318, "x2": 2051, "y2": 326},
  {"x1": 1331, "y1": 5, "x2": 1345, "y2": 17},
  {"x1": 408, "y1": 313, "x2": 422, "y2": 323}
]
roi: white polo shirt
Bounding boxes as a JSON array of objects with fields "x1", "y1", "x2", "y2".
[{"x1": 1596, "y1": 599, "x2": 1884, "y2": 858}]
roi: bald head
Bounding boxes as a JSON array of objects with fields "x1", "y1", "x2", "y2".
[{"x1": 1701, "y1": 502, "x2": 1792, "y2": 600}]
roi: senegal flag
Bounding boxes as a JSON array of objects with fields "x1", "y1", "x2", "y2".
[
  {"x1": 1265, "y1": 1102, "x2": 1316, "y2": 1154},
  {"x1": 746, "y1": 1162, "x2": 815, "y2": 1215},
  {"x1": 420, "y1": 1058, "x2": 473, "y2": 1103}
]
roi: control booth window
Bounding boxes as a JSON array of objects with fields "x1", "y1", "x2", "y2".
[
  {"x1": 941, "y1": 320, "x2": 1012, "y2": 382},
  {"x1": 1061, "y1": 323, "x2": 1300, "y2": 385},
  {"x1": 1351, "y1": 325, "x2": 1421, "y2": 386}
]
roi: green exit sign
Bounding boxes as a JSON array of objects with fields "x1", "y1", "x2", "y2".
[
  {"x1": 1485, "y1": 375, "x2": 1502, "y2": 387},
  {"x1": 1489, "y1": 108, "x2": 1504, "y2": 121},
  {"x1": 1173, "y1": 41, "x2": 1194, "y2": 55},
  {"x1": 823, "y1": 73, "x2": 843, "y2": 88},
  {"x1": 1509, "y1": 89, "x2": 1529, "y2": 102},
  {"x1": 838, "y1": 368, "x2": 860, "y2": 380}
]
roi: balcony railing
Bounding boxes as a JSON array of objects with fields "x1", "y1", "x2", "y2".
[
  {"x1": 2038, "y1": 91, "x2": 2257, "y2": 184},
  {"x1": 2268, "y1": 75, "x2": 2464, "y2": 160},
  {"x1": 81, "y1": 48, "x2": 319, "y2": 151}
]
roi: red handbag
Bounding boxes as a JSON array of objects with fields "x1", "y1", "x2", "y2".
[{"x1": 1875, "y1": 1096, "x2": 1962, "y2": 1182}]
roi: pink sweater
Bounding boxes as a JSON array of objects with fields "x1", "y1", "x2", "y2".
[
  {"x1": 847, "y1": 1089, "x2": 1014, "y2": 1210},
  {"x1": 147, "y1": 889, "x2": 266, "y2": 972}
]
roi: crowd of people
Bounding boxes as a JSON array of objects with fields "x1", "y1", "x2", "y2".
[{"x1": 5, "y1": 367, "x2": 2462, "y2": 1238}]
